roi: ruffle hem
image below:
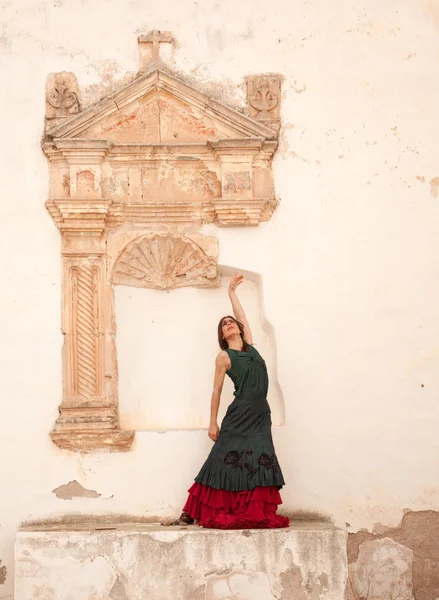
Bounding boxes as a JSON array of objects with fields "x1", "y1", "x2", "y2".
[{"x1": 183, "y1": 482, "x2": 290, "y2": 529}]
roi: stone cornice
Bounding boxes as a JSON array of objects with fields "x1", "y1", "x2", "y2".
[
  {"x1": 42, "y1": 138, "x2": 278, "y2": 164},
  {"x1": 46, "y1": 68, "x2": 277, "y2": 142}
]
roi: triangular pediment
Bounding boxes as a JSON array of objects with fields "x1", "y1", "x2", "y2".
[{"x1": 46, "y1": 68, "x2": 277, "y2": 143}]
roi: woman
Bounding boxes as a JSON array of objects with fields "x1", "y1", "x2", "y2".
[{"x1": 172, "y1": 273, "x2": 289, "y2": 529}]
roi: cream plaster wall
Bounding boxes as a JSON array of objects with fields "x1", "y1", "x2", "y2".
[
  {"x1": 116, "y1": 274, "x2": 284, "y2": 430},
  {"x1": 1, "y1": 0, "x2": 439, "y2": 597}
]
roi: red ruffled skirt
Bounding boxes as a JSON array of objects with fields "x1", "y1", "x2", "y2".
[{"x1": 183, "y1": 482, "x2": 290, "y2": 529}]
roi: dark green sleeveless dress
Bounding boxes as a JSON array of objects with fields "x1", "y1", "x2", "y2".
[{"x1": 194, "y1": 344, "x2": 285, "y2": 491}]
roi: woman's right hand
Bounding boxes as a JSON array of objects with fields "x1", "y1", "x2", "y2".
[
  {"x1": 208, "y1": 423, "x2": 220, "y2": 442},
  {"x1": 228, "y1": 272, "x2": 243, "y2": 293}
]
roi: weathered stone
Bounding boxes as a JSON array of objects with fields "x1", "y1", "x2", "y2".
[
  {"x1": 46, "y1": 72, "x2": 81, "y2": 121},
  {"x1": 347, "y1": 510, "x2": 439, "y2": 600},
  {"x1": 41, "y1": 31, "x2": 281, "y2": 453},
  {"x1": 109, "y1": 576, "x2": 129, "y2": 600},
  {"x1": 112, "y1": 233, "x2": 219, "y2": 290},
  {"x1": 246, "y1": 75, "x2": 281, "y2": 132},
  {"x1": 205, "y1": 570, "x2": 274, "y2": 599},
  {"x1": 15, "y1": 523, "x2": 347, "y2": 600},
  {"x1": 138, "y1": 30, "x2": 175, "y2": 70},
  {"x1": 347, "y1": 538, "x2": 413, "y2": 600}
]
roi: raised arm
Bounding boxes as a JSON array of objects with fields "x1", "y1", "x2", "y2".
[
  {"x1": 228, "y1": 273, "x2": 253, "y2": 345},
  {"x1": 208, "y1": 351, "x2": 230, "y2": 441}
]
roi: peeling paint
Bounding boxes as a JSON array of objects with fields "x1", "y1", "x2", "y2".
[
  {"x1": 279, "y1": 548, "x2": 331, "y2": 600},
  {"x1": 372, "y1": 521, "x2": 392, "y2": 534},
  {"x1": 52, "y1": 480, "x2": 101, "y2": 500},
  {"x1": 291, "y1": 79, "x2": 307, "y2": 94},
  {"x1": 348, "y1": 510, "x2": 439, "y2": 599},
  {"x1": 429, "y1": 177, "x2": 439, "y2": 198},
  {"x1": 109, "y1": 576, "x2": 129, "y2": 600},
  {"x1": 279, "y1": 562, "x2": 306, "y2": 600},
  {"x1": 192, "y1": 585, "x2": 206, "y2": 600},
  {"x1": 0, "y1": 561, "x2": 6, "y2": 585},
  {"x1": 347, "y1": 538, "x2": 413, "y2": 600}
]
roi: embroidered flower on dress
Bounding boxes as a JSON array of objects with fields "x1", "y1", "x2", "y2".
[
  {"x1": 244, "y1": 464, "x2": 260, "y2": 478},
  {"x1": 258, "y1": 453, "x2": 278, "y2": 473},
  {"x1": 224, "y1": 450, "x2": 244, "y2": 470}
]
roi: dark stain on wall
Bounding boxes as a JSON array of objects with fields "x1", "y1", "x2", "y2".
[{"x1": 0, "y1": 561, "x2": 6, "y2": 584}]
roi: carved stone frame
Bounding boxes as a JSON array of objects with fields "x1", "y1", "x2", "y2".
[{"x1": 43, "y1": 41, "x2": 281, "y2": 452}]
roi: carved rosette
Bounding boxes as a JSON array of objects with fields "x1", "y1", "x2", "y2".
[{"x1": 113, "y1": 234, "x2": 219, "y2": 290}]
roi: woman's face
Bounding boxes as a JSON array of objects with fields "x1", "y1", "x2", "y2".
[{"x1": 221, "y1": 317, "x2": 240, "y2": 340}]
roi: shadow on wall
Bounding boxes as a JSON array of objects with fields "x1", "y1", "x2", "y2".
[
  {"x1": 115, "y1": 267, "x2": 285, "y2": 430},
  {"x1": 220, "y1": 265, "x2": 285, "y2": 428}
]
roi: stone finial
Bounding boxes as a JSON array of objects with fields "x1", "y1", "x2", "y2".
[
  {"x1": 246, "y1": 75, "x2": 281, "y2": 131},
  {"x1": 46, "y1": 72, "x2": 81, "y2": 120},
  {"x1": 138, "y1": 30, "x2": 175, "y2": 71}
]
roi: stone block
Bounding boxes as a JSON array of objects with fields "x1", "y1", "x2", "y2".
[{"x1": 15, "y1": 522, "x2": 347, "y2": 600}]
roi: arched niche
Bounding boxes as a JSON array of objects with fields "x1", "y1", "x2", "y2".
[{"x1": 114, "y1": 265, "x2": 285, "y2": 431}]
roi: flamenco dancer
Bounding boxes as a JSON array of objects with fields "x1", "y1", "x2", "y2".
[{"x1": 170, "y1": 273, "x2": 289, "y2": 529}]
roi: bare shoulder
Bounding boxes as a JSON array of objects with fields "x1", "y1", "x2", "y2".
[{"x1": 215, "y1": 350, "x2": 231, "y2": 370}]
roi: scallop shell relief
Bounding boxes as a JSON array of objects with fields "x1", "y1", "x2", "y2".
[{"x1": 112, "y1": 234, "x2": 219, "y2": 290}]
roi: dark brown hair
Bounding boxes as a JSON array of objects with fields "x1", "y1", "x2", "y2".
[{"x1": 217, "y1": 316, "x2": 249, "y2": 352}]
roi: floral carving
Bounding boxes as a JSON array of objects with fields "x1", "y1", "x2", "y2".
[
  {"x1": 249, "y1": 80, "x2": 278, "y2": 114},
  {"x1": 46, "y1": 73, "x2": 81, "y2": 118},
  {"x1": 246, "y1": 75, "x2": 281, "y2": 130}
]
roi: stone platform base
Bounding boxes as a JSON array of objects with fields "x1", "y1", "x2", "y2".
[{"x1": 15, "y1": 521, "x2": 347, "y2": 599}]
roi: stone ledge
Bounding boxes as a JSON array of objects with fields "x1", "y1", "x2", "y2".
[
  {"x1": 50, "y1": 429, "x2": 135, "y2": 452},
  {"x1": 15, "y1": 522, "x2": 347, "y2": 599}
]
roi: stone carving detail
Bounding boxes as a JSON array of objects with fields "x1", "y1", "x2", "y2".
[
  {"x1": 246, "y1": 76, "x2": 281, "y2": 130},
  {"x1": 72, "y1": 266, "x2": 99, "y2": 398},
  {"x1": 76, "y1": 170, "x2": 95, "y2": 196},
  {"x1": 223, "y1": 171, "x2": 252, "y2": 195},
  {"x1": 138, "y1": 30, "x2": 175, "y2": 70},
  {"x1": 113, "y1": 234, "x2": 219, "y2": 290},
  {"x1": 42, "y1": 32, "x2": 280, "y2": 452},
  {"x1": 46, "y1": 72, "x2": 81, "y2": 119}
]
